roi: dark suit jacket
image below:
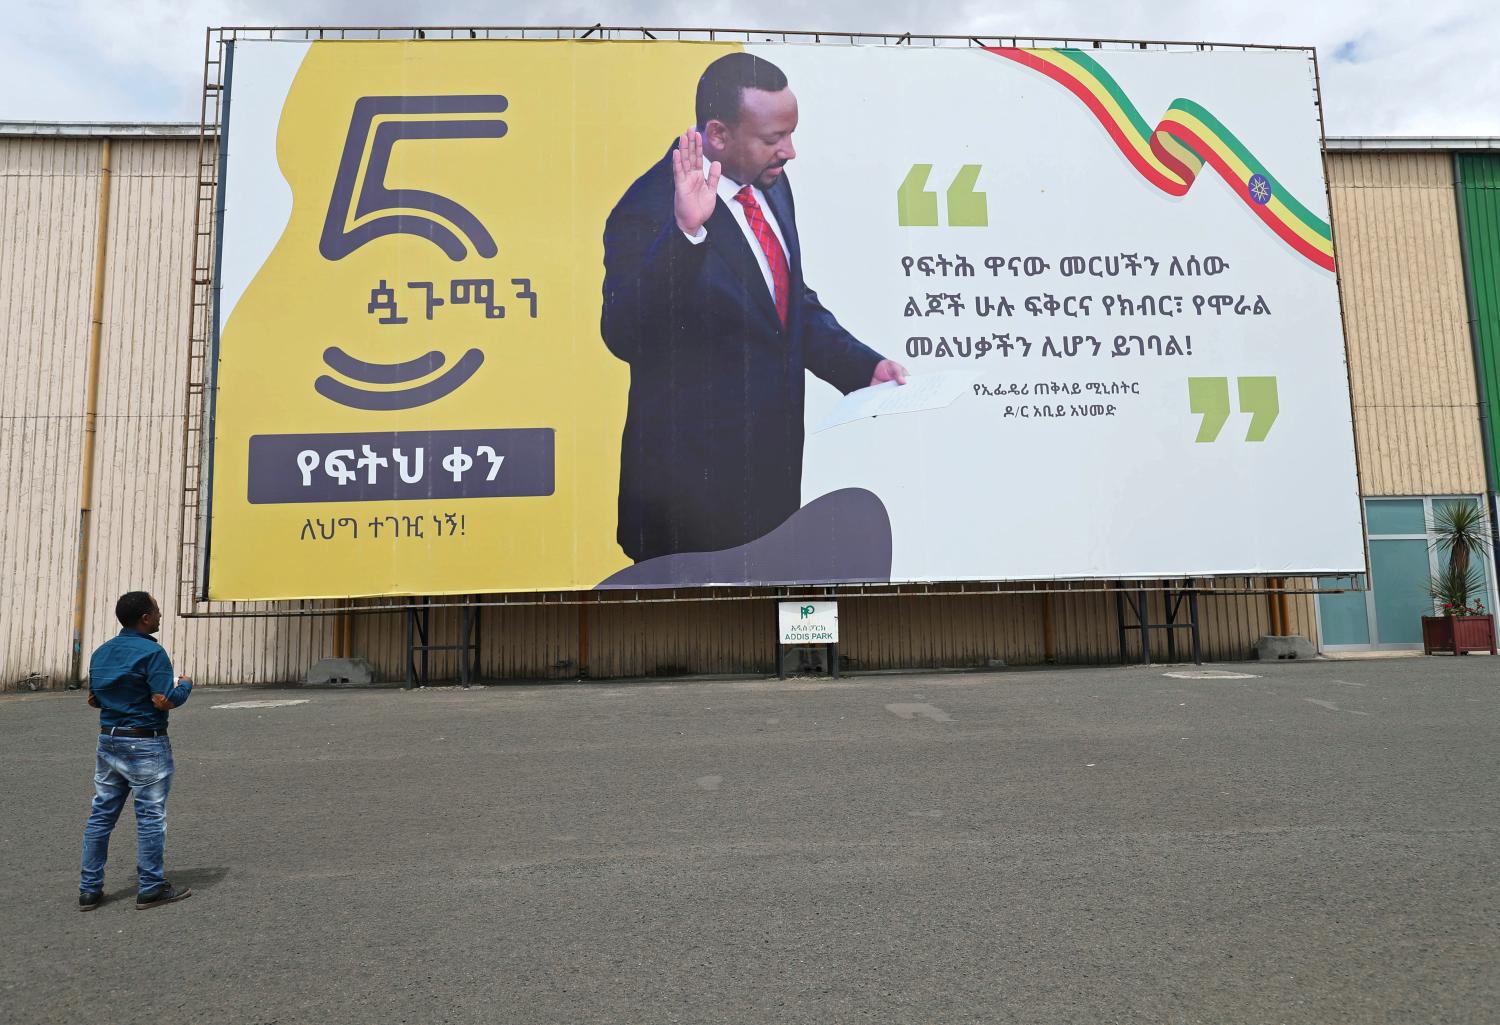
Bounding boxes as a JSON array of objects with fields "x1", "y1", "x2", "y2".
[{"x1": 601, "y1": 146, "x2": 882, "y2": 563}]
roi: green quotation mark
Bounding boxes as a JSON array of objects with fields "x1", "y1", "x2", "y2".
[
  {"x1": 1188, "y1": 377, "x2": 1279, "y2": 442},
  {"x1": 897, "y1": 164, "x2": 988, "y2": 226}
]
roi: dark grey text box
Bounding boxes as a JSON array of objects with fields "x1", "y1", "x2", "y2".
[{"x1": 248, "y1": 429, "x2": 555, "y2": 504}]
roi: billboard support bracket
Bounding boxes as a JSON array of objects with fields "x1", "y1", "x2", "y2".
[
  {"x1": 404, "y1": 598, "x2": 482, "y2": 688},
  {"x1": 1116, "y1": 582, "x2": 1202, "y2": 665}
]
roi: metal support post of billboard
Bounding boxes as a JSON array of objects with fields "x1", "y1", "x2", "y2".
[
  {"x1": 405, "y1": 598, "x2": 481, "y2": 688},
  {"x1": 404, "y1": 600, "x2": 427, "y2": 689},
  {"x1": 1042, "y1": 594, "x2": 1057, "y2": 664},
  {"x1": 1116, "y1": 582, "x2": 1201, "y2": 665}
]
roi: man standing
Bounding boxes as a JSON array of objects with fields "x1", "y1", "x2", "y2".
[
  {"x1": 78, "y1": 591, "x2": 193, "y2": 910},
  {"x1": 602, "y1": 52, "x2": 907, "y2": 564}
]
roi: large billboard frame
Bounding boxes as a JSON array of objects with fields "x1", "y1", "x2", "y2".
[{"x1": 177, "y1": 25, "x2": 1368, "y2": 619}]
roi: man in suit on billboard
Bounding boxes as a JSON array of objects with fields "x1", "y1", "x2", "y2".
[{"x1": 602, "y1": 52, "x2": 908, "y2": 564}]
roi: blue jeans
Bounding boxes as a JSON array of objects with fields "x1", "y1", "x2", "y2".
[{"x1": 79, "y1": 735, "x2": 174, "y2": 895}]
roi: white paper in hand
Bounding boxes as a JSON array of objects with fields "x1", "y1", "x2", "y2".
[{"x1": 814, "y1": 371, "x2": 977, "y2": 432}]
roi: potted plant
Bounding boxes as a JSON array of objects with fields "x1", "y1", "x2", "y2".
[{"x1": 1422, "y1": 501, "x2": 1497, "y2": 655}]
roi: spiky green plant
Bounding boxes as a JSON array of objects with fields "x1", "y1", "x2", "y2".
[
  {"x1": 1429, "y1": 501, "x2": 1492, "y2": 616},
  {"x1": 1428, "y1": 564, "x2": 1489, "y2": 617}
]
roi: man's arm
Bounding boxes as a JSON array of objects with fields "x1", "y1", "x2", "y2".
[
  {"x1": 600, "y1": 211, "x2": 708, "y2": 365},
  {"x1": 143, "y1": 648, "x2": 192, "y2": 711},
  {"x1": 144, "y1": 647, "x2": 174, "y2": 697},
  {"x1": 151, "y1": 677, "x2": 193, "y2": 711},
  {"x1": 781, "y1": 175, "x2": 906, "y2": 392},
  {"x1": 800, "y1": 283, "x2": 888, "y2": 395},
  {"x1": 601, "y1": 131, "x2": 721, "y2": 365}
]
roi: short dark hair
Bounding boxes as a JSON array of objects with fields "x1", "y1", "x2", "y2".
[
  {"x1": 115, "y1": 591, "x2": 155, "y2": 628},
  {"x1": 696, "y1": 52, "x2": 789, "y2": 127}
]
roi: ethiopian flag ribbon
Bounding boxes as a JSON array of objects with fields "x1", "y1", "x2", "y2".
[{"x1": 989, "y1": 47, "x2": 1335, "y2": 272}]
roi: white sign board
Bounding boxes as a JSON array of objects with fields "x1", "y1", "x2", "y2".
[
  {"x1": 208, "y1": 40, "x2": 1364, "y2": 601},
  {"x1": 779, "y1": 601, "x2": 840, "y2": 644}
]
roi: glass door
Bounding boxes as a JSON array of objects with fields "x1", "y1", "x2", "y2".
[{"x1": 1317, "y1": 497, "x2": 1497, "y2": 650}]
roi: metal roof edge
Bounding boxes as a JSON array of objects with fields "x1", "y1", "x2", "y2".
[
  {"x1": 1325, "y1": 136, "x2": 1500, "y2": 152},
  {"x1": 0, "y1": 121, "x2": 208, "y2": 139}
]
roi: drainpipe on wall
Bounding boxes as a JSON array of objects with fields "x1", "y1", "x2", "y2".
[
  {"x1": 68, "y1": 138, "x2": 113, "y2": 687},
  {"x1": 1452, "y1": 155, "x2": 1500, "y2": 593}
]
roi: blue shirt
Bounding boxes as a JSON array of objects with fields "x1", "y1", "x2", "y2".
[{"x1": 89, "y1": 629, "x2": 192, "y2": 730}]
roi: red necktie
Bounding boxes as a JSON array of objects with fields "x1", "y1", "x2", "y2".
[{"x1": 733, "y1": 185, "x2": 789, "y2": 329}]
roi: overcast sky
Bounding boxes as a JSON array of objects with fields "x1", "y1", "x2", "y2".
[{"x1": 4, "y1": 0, "x2": 1496, "y2": 136}]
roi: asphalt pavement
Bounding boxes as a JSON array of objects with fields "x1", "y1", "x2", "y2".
[{"x1": 2, "y1": 656, "x2": 1496, "y2": 1024}]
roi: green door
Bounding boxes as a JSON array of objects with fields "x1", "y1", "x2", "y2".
[
  {"x1": 1368, "y1": 538, "x2": 1432, "y2": 645},
  {"x1": 1316, "y1": 576, "x2": 1370, "y2": 646}
]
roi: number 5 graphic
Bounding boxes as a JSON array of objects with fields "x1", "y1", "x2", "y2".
[{"x1": 319, "y1": 95, "x2": 509, "y2": 262}]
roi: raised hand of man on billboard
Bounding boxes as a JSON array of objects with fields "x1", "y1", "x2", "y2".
[{"x1": 672, "y1": 128, "x2": 721, "y2": 236}]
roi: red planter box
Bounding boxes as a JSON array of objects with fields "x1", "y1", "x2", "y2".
[{"x1": 1422, "y1": 615, "x2": 1497, "y2": 655}]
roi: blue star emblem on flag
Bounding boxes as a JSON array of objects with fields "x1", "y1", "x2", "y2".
[{"x1": 1247, "y1": 173, "x2": 1272, "y2": 206}]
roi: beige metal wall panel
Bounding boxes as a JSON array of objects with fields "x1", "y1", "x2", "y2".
[
  {"x1": 1021, "y1": 582, "x2": 1311, "y2": 667},
  {"x1": 584, "y1": 599, "x2": 763, "y2": 679},
  {"x1": 343, "y1": 601, "x2": 584, "y2": 684},
  {"x1": 341, "y1": 584, "x2": 1306, "y2": 684},
  {"x1": 82, "y1": 137, "x2": 199, "y2": 665},
  {"x1": 0, "y1": 419, "x2": 85, "y2": 683},
  {"x1": 1328, "y1": 151, "x2": 1487, "y2": 495},
  {"x1": 0, "y1": 138, "x2": 98, "y2": 685},
  {"x1": 77, "y1": 139, "x2": 335, "y2": 684},
  {"x1": 844, "y1": 593, "x2": 1048, "y2": 669},
  {"x1": 481, "y1": 604, "x2": 579, "y2": 678},
  {"x1": 0, "y1": 136, "x2": 329, "y2": 684}
]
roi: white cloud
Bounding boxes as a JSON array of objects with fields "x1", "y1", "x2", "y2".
[{"x1": 3, "y1": 0, "x2": 1495, "y2": 134}]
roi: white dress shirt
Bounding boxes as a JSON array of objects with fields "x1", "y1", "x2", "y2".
[{"x1": 682, "y1": 157, "x2": 791, "y2": 303}]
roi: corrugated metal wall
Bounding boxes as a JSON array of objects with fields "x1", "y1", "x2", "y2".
[
  {"x1": 0, "y1": 138, "x2": 97, "y2": 685},
  {"x1": 0, "y1": 135, "x2": 1467, "y2": 685},
  {"x1": 339, "y1": 584, "x2": 1313, "y2": 682},
  {"x1": 1456, "y1": 154, "x2": 1500, "y2": 486},
  {"x1": 83, "y1": 139, "x2": 335, "y2": 684},
  {"x1": 1, "y1": 136, "x2": 332, "y2": 686},
  {"x1": 1326, "y1": 151, "x2": 1489, "y2": 495}
]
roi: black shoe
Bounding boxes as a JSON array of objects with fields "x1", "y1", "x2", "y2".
[
  {"x1": 135, "y1": 884, "x2": 192, "y2": 910},
  {"x1": 78, "y1": 891, "x2": 102, "y2": 912}
]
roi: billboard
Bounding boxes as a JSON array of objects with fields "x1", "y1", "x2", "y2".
[{"x1": 207, "y1": 38, "x2": 1363, "y2": 599}]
